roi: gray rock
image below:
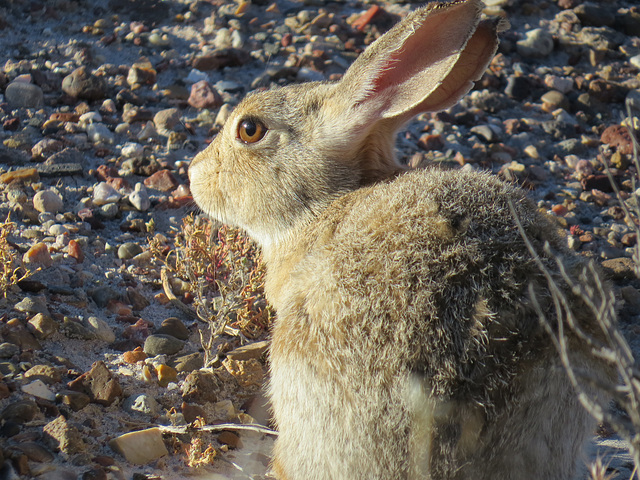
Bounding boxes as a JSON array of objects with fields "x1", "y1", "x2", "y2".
[
  {"x1": 123, "y1": 393, "x2": 160, "y2": 416},
  {"x1": 0, "y1": 343, "x2": 20, "y2": 358},
  {"x1": 61, "y1": 66, "x2": 107, "y2": 100},
  {"x1": 89, "y1": 286, "x2": 120, "y2": 308},
  {"x1": 144, "y1": 334, "x2": 185, "y2": 356},
  {"x1": 118, "y1": 242, "x2": 143, "y2": 259},
  {"x1": 4, "y1": 82, "x2": 44, "y2": 108},
  {"x1": 517, "y1": 29, "x2": 554, "y2": 58},
  {"x1": 36, "y1": 163, "x2": 84, "y2": 177},
  {"x1": 15, "y1": 296, "x2": 50, "y2": 316},
  {"x1": 156, "y1": 317, "x2": 190, "y2": 341}
]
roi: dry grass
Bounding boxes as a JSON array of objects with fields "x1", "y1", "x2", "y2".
[
  {"x1": 521, "y1": 101, "x2": 640, "y2": 480},
  {"x1": 0, "y1": 214, "x2": 27, "y2": 299},
  {"x1": 150, "y1": 213, "x2": 272, "y2": 367}
]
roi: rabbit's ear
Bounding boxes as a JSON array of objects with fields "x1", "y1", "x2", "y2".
[{"x1": 337, "y1": 0, "x2": 499, "y2": 123}]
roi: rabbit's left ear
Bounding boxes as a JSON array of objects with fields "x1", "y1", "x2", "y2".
[{"x1": 336, "y1": 0, "x2": 501, "y2": 123}]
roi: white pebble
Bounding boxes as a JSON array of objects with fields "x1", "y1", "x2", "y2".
[
  {"x1": 22, "y1": 379, "x2": 56, "y2": 401},
  {"x1": 86, "y1": 123, "x2": 115, "y2": 144},
  {"x1": 121, "y1": 142, "x2": 145, "y2": 159},
  {"x1": 33, "y1": 190, "x2": 64, "y2": 214},
  {"x1": 129, "y1": 183, "x2": 151, "y2": 211},
  {"x1": 186, "y1": 68, "x2": 209, "y2": 84},
  {"x1": 630, "y1": 54, "x2": 640, "y2": 70},
  {"x1": 79, "y1": 111, "x2": 102, "y2": 127},
  {"x1": 93, "y1": 182, "x2": 122, "y2": 206}
]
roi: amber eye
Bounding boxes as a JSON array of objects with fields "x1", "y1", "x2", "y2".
[{"x1": 237, "y1": 118, "x2": 267, "y2": 144}]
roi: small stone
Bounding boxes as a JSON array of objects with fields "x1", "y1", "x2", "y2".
[
  {"x1": 33, "y1": 190, "x2": 64, "y2": 214},
  {"x1": 144, "y1": 169, "x2": 179, "y2": 191},
  {"x1": 89, "y1": 286, "x2": 120, "y2": 308},
  {"x1": 181, "y1": 371, "x2": 220, "y2": 403},
  {"x1": 470, "y1": 125, "x2": 496, "y2": 143},
  {"x1": 125, "y1": 287, "x2": 150, "y2": 311},
  {"x1": 215, "y1": 103, "x2": 232, "y2": 127},
  {"x1": 127, "y1": 61, "x2": 157, "y2": 86},
  {"x1": 62, "y1": 67, "x2": 107, "y2": 100},
  {"x1": 0, "y1": 168, "x2": 39, "y2": 184},
  {"x1": 67, "y1": 360, "x2": 123, "y2": 406},
  {"x1": 128, "y1": 182, "x2": 151, "y2": 211},
  {"x1": 218, "y1": 431, "x2": 243, "y2": 449},
  {"x1": 516, "y1": 28, "x2": 554, "y2": 57},
  {"x1": 601, "y1": 125, "x2": 636, "y2": 155},
  {"x1": 541, "y1": 90, "x2": 569, "y2": 111},
  {"x1": 153, "y1": 108, "x2": 181, "y2": 135},
  {"x1": 544, "y1": 75, "x2": 573, "y2": 94},
  {"x1": 188, "y1": 80, "x2": 223, "y2": 109},
  {"x1": 157, "y1": 364, "x2": 178, "y2": 387},
  {"x1": 192, "y1": 48, "x2": 251, "y2": 71},
  {"x1": 27, "y1": 313, "x2": 58, "y2": 339},
  {"x1": 4, "y1": 82, "x2": 44, "y2": 108},
  {"x1": 123, "y1": 393, "x2": 160, "y2": 416},
  {"x1": 118, "y1": 242, "x2": 143, "y2": 260},
  {"x1": 504, "y1": 75, "x2": 530, "y2": 100},
  {"x1": 226, "y1": 340, "x2": 269, "y2": 361},
  {"x1": 25, "y1": 364, "x2": 62, "y2": 384},
  {"x1": 97, "y1": 203, "x2": 119, "y2": 220},
  {"x1": 15, "y1": 295, "x2": 50, "y2": 315},
  {"x1": 22, "y1": 380, "x2": 56, "y2": 402},
  {"x1": 109, "y1": 428, "x2": 168, "y2": 465},
  {"x1": 1, "y1": 400, "x2": 39, "y2": 423},
  {"x1": 170, "y1": 352, "x2": 204, "y2": 373},
  {"x1": 631, "y1": 55, "x2": 640, "y2": 70},
  {"x1": 574, "y1": 2, "x2": 615, "y2": 27},
  {"x1": 144, "y1": 334, "x2": 185, "y2": 356},
  {"x1": 68, "y1": 239, "x2": 84, "y2": 263},
  {"x1": 601, "y1": 257, "x2": 637, "y2": 281},
  {"x1": 32, "y1": 138, "x2": 64, "y2": 159},
  {"x1": 0, "y1": 342, "x2": 20, "y2": 358},
  {"x1": 93, "y1": 181, "x2": 122, "y2": 205},
  {"x1": 121, "y1": 142, "x2": 145, "y2": 159},
  {"x1": 86, "y1": 123, "x2": 115, "y2": 144},
  {"x1": 43, "y1": 415, "x2": 86, "y2": 455},
  {"x1": 14, "y1": 442, "x2": 55, "y2": 463},
  {"x1": 223, "y1": 358, "x2": 264, "y2": 387},
  {"x1": 86, "y1": 316, "x2": 116, "y2": 343},
  {"x1": 57, "y1": 390, "x2": 90, "y2": 411},
  {"x1": 182, "y1": 402, "x2": 208, "y2": 423},
  {"x1": 418, "y1": 133, "x2": 445, "y2": 151},
  {"x1": 137, "y1": 121, "x2": 159, "y2": 141},
  {"x1": 123, "y1": 347, "x2": 147, "y2": 363},
  {"x1": 156, "y1": 317, "x2": 189, "y2": 341}
]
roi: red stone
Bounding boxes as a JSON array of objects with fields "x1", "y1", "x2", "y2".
[
  {"x1": 188, "y1": 80, "x2": 223, "y2": 110},
  {"x1": 144, "y1": 169, "x2": 179, "y2": 191}
]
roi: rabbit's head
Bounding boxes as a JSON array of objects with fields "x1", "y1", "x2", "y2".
[{"x1": 189, "y1": 0, "x2": 502, "y2": 251}]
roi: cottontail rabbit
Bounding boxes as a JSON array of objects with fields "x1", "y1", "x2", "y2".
[{"x1": 189, "y1": 0, "x2": 614, "y2": 478}]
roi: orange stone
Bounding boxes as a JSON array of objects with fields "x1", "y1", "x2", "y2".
[
  {"x1": 0, "y1": 168, "x2": 39, "y2": 184},
  {"x1": 68, "y1": 239, "x2": 84, "y2": 263},
  {"x1": 23, "y1": 242, "x2": 53, "y2": 267},
  {"x1": 123, "y1": 347, "x2": 147, "y2": 364}
]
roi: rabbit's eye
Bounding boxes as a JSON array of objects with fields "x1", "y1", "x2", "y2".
[{"x1": 237, "y1": 118, "x2": 267, "y2": 144}]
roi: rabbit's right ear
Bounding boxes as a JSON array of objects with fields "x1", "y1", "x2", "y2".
[{"x1": 331, "y1": 0, "x2": 500, "y2": 128}]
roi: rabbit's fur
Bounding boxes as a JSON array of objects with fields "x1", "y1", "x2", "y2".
[{"x1": 189, "y1": 0, "x2": 615, "y2": 478}]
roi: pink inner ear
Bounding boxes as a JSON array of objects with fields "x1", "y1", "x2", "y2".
[{"x1": 372, "y1": 4, "x2": 478, "y2": 95}]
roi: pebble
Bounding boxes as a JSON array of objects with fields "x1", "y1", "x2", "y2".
[
  {"x1": 57, "y1": 390, "x2": 90, "y2": 411},
  {"x1": 27, "y1": 313, "x2": 58, "y2": 339},
  {"x1": 121, "y1": 142, "x2": 145, "y2": 159},
  {"x1": 137, "y1": 121, "x2": 159, "y2": 141},
  {"x1": 0, "y1": 342, "x2": 20, "y2": 358},
  {"x1": 1, "y1": 400, "x2": 39, "y2": 423},
  {"x1": 118, "y1": 242, "x2": 143, "y2": 260},
  {"x1": 86, "y1": 316, "x2": 116, "y2": 343},
  {"x1": 22, "y1": 379, "x2": 56, "y2": 402},
  {"x1": 86, "y1": 123, "x2": 115, "y2": 144},
  {"x1": 92, "y1": 182, "x2": 122, "y2": 205},
  {"x1": 15, "y1": 295, "x2": 51, "y2": 315},
  {"x1": 61, "y1": 67, "x2": 107, "y2": 100},
  {"x1": 516, "y1": 29, "x2": 554, "y2": 58},
  {"x1": 123, "y1": 393, "x2": 160, "y2": 416},
  {"x1": 128, "y1": 182, "x2": 151, "y2": 211},
  {"x1": 157, "y1": 364, "x2": 178, "y2": 386},
  {"x1": 154, "y1": 108, "x2": 181, "y2": 136},
  {"x1": 156, "y1": 317, "x2": 190, "y2": 341},
  {"x1": 4, "y1": 81, "x2": 44, "y2": 108},
  {"x1": 181, "y1": 370, "x2": 220, "y2": 403},
  {"x1": 67, "y1": 360, "x2": 123, "y2": 406},
  {"x1": 143, "y1": 334, "x2": 185, "y2": 356},
  {"x1": 33, "y1": 190, "x2": 64, "y2": 214},
  {"x1": 127, "y1": 60, "x2": 157, "y2": 86},
  {"x1": 631, "y1": 55, "x2": 640, "y2": 70},
  {"x1": 144, "y1": 169, "x2": 179, "y2": 191},
  {"x1": 170, "y1": 352, "x2": 204, "y2": 373},
  {"x1": 188, "y1": 80, "x2": 223, "y2": 109},
  {"x1": 43, "y1": 415, "x2": 86, "y2": 455},
  {"x1": 25, "y1": 364, "x2": 62, "y2": 384},
  {"x1": 109, "y1": 428, "x2": 168, "y2": 465}
]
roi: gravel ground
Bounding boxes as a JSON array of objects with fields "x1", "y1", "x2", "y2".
[{"x1": 0, "y1": 0, "x2": 639, "y2": 478}]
